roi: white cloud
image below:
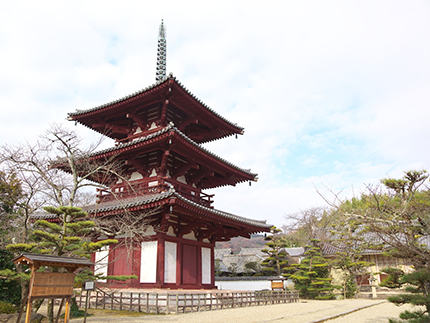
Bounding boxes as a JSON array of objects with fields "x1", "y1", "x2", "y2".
[{"x1": 0, "y1": 0, "x2": 429, "y2": 227}]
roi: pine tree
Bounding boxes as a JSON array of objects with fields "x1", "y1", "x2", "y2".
[
  {"x1": 0, "y1": 249, "x2": 21, "y2": 307},
  {"x1": 329, "y1": 216, "x2": 374, "y2": 298},
  {"x1": 381, "y1": 268, "x2": 430, "y2": 323},
  {"x1": 260, "y1": 227, "x2": 294, "y2": 277},
  {"x1": 4, "y1": 206, "x2": 136, "y2": 323},
  {"x1": 290, "y1": 239, "x2": 336, "y2": 299},
  {"x1": 333, "y1": 170, "x2": 430, "y2": 320}
]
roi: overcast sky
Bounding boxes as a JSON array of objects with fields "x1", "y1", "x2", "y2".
[{"x1": 1, "y1": 1, "x2": 429, "y2": 228}]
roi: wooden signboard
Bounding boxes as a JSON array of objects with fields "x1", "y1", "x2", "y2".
[
  {"x1": 13, "y1": 253, "x2": 93, "y2": 323},
  {"x1": 271, "y1": 281, "x2": 284, "y2": 290},
  {"x1": 30, "y1": 272, "x2": 76, "y2": 298}
]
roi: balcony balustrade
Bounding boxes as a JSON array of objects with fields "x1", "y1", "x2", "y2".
[{"x1": 96, "y1": 178, "x2": 214, "y2": 208}]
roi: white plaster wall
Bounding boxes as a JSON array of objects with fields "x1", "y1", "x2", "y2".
[
  {"x1": 201, "y1": 247, "x2": 211, "y2": 284},
  {"x1": 182, "y1": 231, "x2": 197, "y2": 241},
  {"x1": 177, "y1": 175, "x2": 187, "y2": 184},
  {"x1": 166, "y1": 226, "x2": 176, "y2": 237},
  {"x1": 130, "y1": 171, "x2": 143, "y2": 181},
  {"x1": 215, "y1": 279, "x2": 294, "y2": 291},
  {"x1": 140, "y1": 241, "x2": 158, "y2": 283},
  {"x1": 144, "y1": 225, "x2": 156, "y2": 236},
  {"x1": 148, "y1": 180, "x2": 158, "y2": 187},
  {"x1": 164, "y1": 241, "x2": 177, "y2": 284},
  {"x1": 94, "y1": 246, "x2": 109, "y2": 281}
]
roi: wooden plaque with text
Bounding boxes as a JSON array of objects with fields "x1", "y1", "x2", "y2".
[{"x1": 30, "y1": 272, "x2": 76, "y2": 299}]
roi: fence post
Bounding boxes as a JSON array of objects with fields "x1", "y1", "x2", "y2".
[
  {"x1": 138, "y1": 293, "x2": 141, "y2": 312},
  {"x1": 155, "y1": 293, "x2": 159, "y2": 315},
  {"x1": 166, "y1": 293, "x2": 170, "y2": 315},
  {"x1": 129, "y1": 292, "x2": 132, "y2": 311},
  {"x1": 197, "y1": 294, "x2": 200, "y2": 312},
  {"x1": 175, "y1": 294, "x2": 178, "y2": 315}
]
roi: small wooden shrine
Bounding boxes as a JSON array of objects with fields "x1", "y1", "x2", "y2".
[{"x1": 63, "y1": 21, "x2": 271, "y2": 289}]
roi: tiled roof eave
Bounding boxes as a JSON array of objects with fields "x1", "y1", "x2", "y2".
[
  {"x1": 173, "y1": 193, "x2": 271, "y2": 231},
  {"x1": 85, "y1": 123, "x2": 257, "y2": 180},
  {"x1": 31, "y1": 190, "x2": 270, "y2": 232},
  {"x1": 170, "y1": 79, "x2": 244, "y2": 133},
  {"x1": 68, "y1": 75, "x2": 244, "y2": 133},
  {"x1": 81, "y1": 190, "x2": 269, "y2": 230},
  {"x1": 68, "y1": 78, "x2": 170, "y2": 118}
]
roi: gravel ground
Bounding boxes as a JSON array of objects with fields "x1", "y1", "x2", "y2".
[{"x1": 66, "y1": 299, "x2": 412, "y2": 323}]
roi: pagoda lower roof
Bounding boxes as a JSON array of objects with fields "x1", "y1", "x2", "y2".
[
  {"x1": 67, "y1": 74, "x2": 243, "y2": 143},
  {"x1": 89, "y1": 191, "x2": 270, "y2": 232},
  {"x1": 35, "y1": 187, "x2": 271, "y2": 233},
  {"x1": 84, "y1": 122, "x2": 257, "y2": 187}
]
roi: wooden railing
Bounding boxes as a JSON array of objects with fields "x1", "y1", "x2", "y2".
[
  {"x1": 96, "y1": 182, "x2": 168, "y2": 203},
  {"x1": 76, "y1": 289, "x2": 299, "y2": 315},
  {"x1": 96, "y1": 178, "x2": 214, "y2": 207}
]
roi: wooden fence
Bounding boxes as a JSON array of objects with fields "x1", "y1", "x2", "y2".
[{"x1": 77, "y1": 289, "x2": 299, "y2": 315}]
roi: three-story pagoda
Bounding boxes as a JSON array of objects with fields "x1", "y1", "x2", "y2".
[{"x1": 67, "y1": 21, "x2": 271, "y2": 289}]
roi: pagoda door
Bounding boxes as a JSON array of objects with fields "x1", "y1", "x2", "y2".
[
  {"x1": 182, "y1": 244, "x2": 197, "y2": 285},
  {"x1": 112, "y1": 245, "x2": 133, "y2": 276}
]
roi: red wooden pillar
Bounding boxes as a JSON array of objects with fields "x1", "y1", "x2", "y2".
[
  {"x1": 157, "y1": 238, "x2": 165, "y2": 287},
  {"x1": 197, "y1": 245, "x2": 202, "y2": 288},
  {"x1": 107, "y1": 244, "x2": 115, "y2": 277},
  {"x1": 132, "y1": 242, "x2": 141, "y2": 287},
  {"x1": 176, "y1": 241, "x2": 183, "y2": 287},
  {"x1": 211, "y1": 246, "x2": 215, "y2": 288}
]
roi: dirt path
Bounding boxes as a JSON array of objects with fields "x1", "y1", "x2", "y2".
[{"x1": 67, "y1": 299, "x2": 410, "y2": 323}]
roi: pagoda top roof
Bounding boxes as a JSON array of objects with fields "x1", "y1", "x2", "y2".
[
  {"x1": 84, "y1": 122, "x2": 257, "y2": 186},
  {"x1": 68, "y1": 74, "x2": 244, "y2": 143},
  {"x1": 35, "y1": 185, "x2": 271, "y2": 233}
]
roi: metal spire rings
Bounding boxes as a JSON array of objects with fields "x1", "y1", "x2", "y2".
[{"x1": 156, "y1": 19, "x2": 167, "y2": 82}]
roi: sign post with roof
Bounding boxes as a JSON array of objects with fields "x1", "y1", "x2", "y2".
[{"x1": 13, "y1": 253, "x2": 93, "y2": 323}]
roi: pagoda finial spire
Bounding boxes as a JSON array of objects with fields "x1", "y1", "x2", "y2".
[{"x1": 156, "y1": 19, "x2": 167, "y2": 82}]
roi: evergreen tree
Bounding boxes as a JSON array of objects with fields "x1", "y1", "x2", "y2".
[
  {"x1": 6, "y1": 206, "x2": 126, "y2": 280},
  {"x1": 381, "y1": 268, "x2": 430, "y2": 323},
  {"x1": 261, "y1": 227, "x2": 293, "y2": 277},
  {"x1": 332, "y1": 170, "x2": 430, "y2": 321},
  {"x1": 290, "y1": 239, "x2": 336, "y2": 299},
  {"x1": 0, "y1": 249, "x2": 21, "y2": 307},
  {"x1": 3, "y1": 206, "x2": 136, "y2": 323},
  {"x1": 0, "y1": 171, "x2": 24, "y2": 247},
  {"x1": 329, "y1": 216, "x2": 374, "y2": 298}
]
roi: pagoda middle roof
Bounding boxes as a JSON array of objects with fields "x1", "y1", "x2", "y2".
[
  {"x1": 68, "y1": 74, "x2": 244, "y2": 143},
  {"x1": 85, "y1": 122, "x2": 257, "y2": 187},
  {"x1": 33, "y1": 186, "x2": 271, "y2": 232}
]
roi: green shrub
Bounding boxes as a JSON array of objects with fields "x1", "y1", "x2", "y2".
[
  {"x1": 0, "y1": 300, "x2": 17, "y2": 314},
  {"x1": 0, "y1": 249, "x2": 22, "y2": 307}
]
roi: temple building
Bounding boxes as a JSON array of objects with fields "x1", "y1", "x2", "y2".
[{"x1": 67, "y1": 21, "x2": 271, "y2": 289}]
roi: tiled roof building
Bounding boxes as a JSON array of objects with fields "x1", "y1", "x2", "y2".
[{"x1": 63, "y1": 22, "x2": 271, "y2": 289}]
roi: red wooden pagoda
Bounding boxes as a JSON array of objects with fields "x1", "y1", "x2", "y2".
[{"x1": 66, "y1": 21, "x2": 271, "y2": 289}]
